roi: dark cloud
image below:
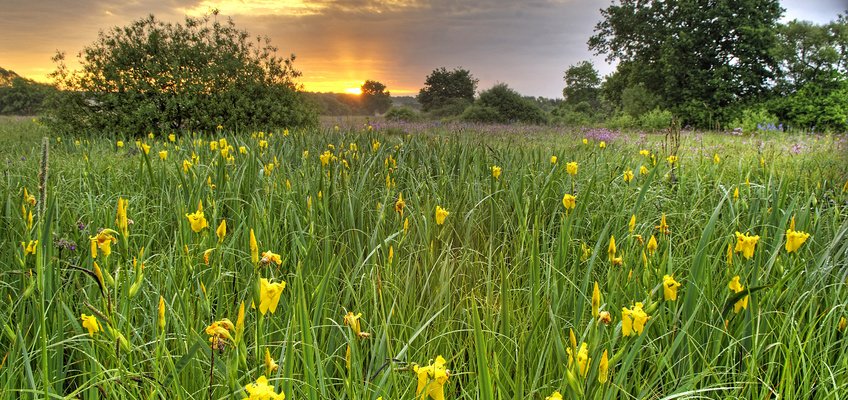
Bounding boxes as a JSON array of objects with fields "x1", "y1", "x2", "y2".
[{"x1": 1, "y1": 0, "x2": 845, "y2": 97}]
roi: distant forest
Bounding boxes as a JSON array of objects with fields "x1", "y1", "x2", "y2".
[{"x1": 303, "y1": 92, "x2": 421, "y2": 116}]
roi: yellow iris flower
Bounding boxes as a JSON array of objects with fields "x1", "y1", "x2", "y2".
[
  {"x1": 734, "y1": 232, "x2": 760, "y2": 259},
  {"x1": 435, "y1": 206, "x2": 449, "y2": 225},
  {"x1": 491, "y1": 165, "x2": 502, "y2": 179},
  {"x1": 784, "y1": 229, "x2": 810, "y2": 253},
  {"x1": 662, "y1": 275, "x2": 681, "y2": 301},
  {"x1": 81, "y1": 314, "x2": 101, "y2": 337},
  {"x1": 185, "y1": 201, "x2": 208, "y2": 233},
  {"x1": 413, "y1": 356, "x2": 450, "y2": 400},
  {"x1": 258, "y1": 278, "x2": 286, "y2": 315},
  {"x1": 243, "y1": 375, "x2": 285, "y2": 400},
  {"x1": 562, "y1": 194, "x2": 576, "y2": 212},
  {"x1": 90, "y1": 229, "x2": 118, "y2": 259},
  {"x1": 621, "y1": 302, "x2": 650, "y2": 336},
  {"x1": 728, "y1": 276, "x2": 749, "y2": 313}
]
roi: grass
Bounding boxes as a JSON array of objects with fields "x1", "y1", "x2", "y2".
[{"x1": 0, "y1": 117, "x2": 847, "y2": 399}]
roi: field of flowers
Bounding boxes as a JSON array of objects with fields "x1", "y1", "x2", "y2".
[{"x1": 1, "y1": 117, "x2": 847, "y2": 399}]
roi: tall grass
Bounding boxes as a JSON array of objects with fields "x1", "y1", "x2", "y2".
[{"x1": 0, "y1": 121, "x2": 847, "y2": 399}]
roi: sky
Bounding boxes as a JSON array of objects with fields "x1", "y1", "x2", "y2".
[{"x1": 1, "y1": 0, "x2": 845, "y2": 98}]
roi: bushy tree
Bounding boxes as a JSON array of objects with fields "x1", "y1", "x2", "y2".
[
  {"x1": 563, "y1": 61, "x2": 601, "y2": 107},
  {"x1": 464, "y1": 83, "x2": 548, "y2": 124},
  {"x1": 417, "y1": 67, "x2": 477, "y2": 113},
  {"x1": 768, "y1": 14, "x2": 848, "y2": 131},
  {"x1": 361, "y1": 80, "x2": 392, "y2": 115},
  {"x1": 0, "y1": 77, "x2": 54, "y2": 115},
  {"x1": 46, "y1": 14, "x2": 316, "y2": 135},
  {"x1": 589, "y1": 0, "x2": 782, "y2": 126},
  {"x1": 621, "y1": 84, "x2": 658, "y2": 117},
  {"x1": 775, "y1": 17, "x2": 847, "y2": 93},
  {"x1": 384, "y1": 106, "x2": 421, "y2": 122}
]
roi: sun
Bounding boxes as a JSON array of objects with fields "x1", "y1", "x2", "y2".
[{"x1": 344, "y1": 87, "x2": 362, "y2": 95}]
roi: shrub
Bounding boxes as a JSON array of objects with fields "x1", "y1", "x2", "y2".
[
  {"x1": 606, "y1": 113, "x2": 637, "y2": 130},
  {"x1": 460, "y1": 105, "x2": 501, "y2": 123},
  {"x1": 384, "y1": 107, "x2": 421, "y2": 122},
  {"x1": 475, "y1": 84, "x2": 548, "y2": 124},
  {"x1": 45, "y1": 14, "x2": 317, "y2": 135},
  {"x1": 639, "y1": 108, "x2": 674, "y2": 131},
  {"x1": 770, "y1": 78, "x2": 848, "y2": 132},
  {"x1": 427, "y1": 98, "x2": 472, "y2": 118},
  {"x1": 728, "y1": 108, "x2": 781, "y2": 134},
  {"x1": 621, "y1": 84, "x2": 659, "y2": 117}
]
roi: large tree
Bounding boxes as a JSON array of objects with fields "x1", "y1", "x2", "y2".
[
  {"x1": 46, "y1": 14, "x2": 316, "y2": 134},
  {"x1": 417, "y1": 67, "x2": 478, "y2": 113},
  {"x1": 770, "y1": 14, "x2": 848, "y2": 130},
  {"x1": 589, "y1": 0, "x2": 783, "y2": 126},
  {"x1": 360, "y1": 80, "x2": 392, "y2": 115},
  {"x1": 563, "y1": 61, "x2": 601, "y2": 107},
  {"x1": 774, "y1": 16, "x2": 848, "y2": 93}
]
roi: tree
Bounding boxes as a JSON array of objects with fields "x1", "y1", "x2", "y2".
[
  {"x1": 588, "y1": 0, "x2": 783, "y2": 126},
  {"x1": 463, "y1": 83, "x2": 548, "y2": 124},
  {"x1": 563, "y1": 61, "x2": 600, "y2": 107},
  {"x1": 361, "y1": 80, "x2": 392, "y2": 115},
  {"x1": 774, "y1": 16, "x2": 847, "y2": 92},
  {"x1": 0, "y1": 77, "x2": 54, "y2": 115},
  {"x1": 46, "y1": 14, "x2": 316, "y2": 134},
  {"x1": 769, "y1": 13, "x2": 848, "y2": 130},
  {"x1": 417, "y1": 67, "x2": 478, "y2": 113}
]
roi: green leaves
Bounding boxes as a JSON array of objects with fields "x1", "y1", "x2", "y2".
[{"x1": 45, "y1": 14, "x2": 317, "y2": 135}]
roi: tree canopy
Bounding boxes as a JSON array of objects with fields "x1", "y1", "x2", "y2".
[
  {"x1": 361, "y1": 80, "x2": 392, "y2": 115},
  {"x1": 563, "y1": 61, "x2": 601, "y2": 107},
  {"x1": 46, "y1": 14, "x2": 316, "y2": 134},
  {"x1": 589, "y1": 0, "x2": 783, "y2": 126},
  {"x1": 417, "y1": 67, "x2": 478, "y2": 113}
]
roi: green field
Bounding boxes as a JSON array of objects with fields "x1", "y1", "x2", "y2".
[{"x1": 1, "y1": 117, "x2": 847, "y2": 399}]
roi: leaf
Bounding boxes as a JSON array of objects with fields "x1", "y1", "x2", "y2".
[{"x1": 721, "y1": 285, "x2": 770, "y2": 317}]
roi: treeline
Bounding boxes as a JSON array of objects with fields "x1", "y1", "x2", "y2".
[
  {"x1": 385, "y1": 4, "x2": 847, "y2": 131},
  {"x1": 0, "y1": 68, "x2": 55, "y2": 115},
  {"x1": 3, "y1": 3, "x2": 846, "y2": 133},
  {"x1": 303, "y1": 91, "x2": 420, "y2": 116},
  {"x1": 581, "y1": 1, "x2": 848, "y2": 131}
]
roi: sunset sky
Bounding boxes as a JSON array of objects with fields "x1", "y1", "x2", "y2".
[{"x1": 1, "y1": 0, "x2": 844, "y2": 98}]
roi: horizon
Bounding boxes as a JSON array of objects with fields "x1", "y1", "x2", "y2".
[{"x1": 1, "y1": 0, "x2": 843, "y2": 98}]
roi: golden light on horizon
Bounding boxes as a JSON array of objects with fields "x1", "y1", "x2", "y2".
[
  {"x1": 182, "y1": 0, "x2": 326, "y2": 17},
  {"x1": 344, "y1": 87, "x2": 363, "y2": 95}
]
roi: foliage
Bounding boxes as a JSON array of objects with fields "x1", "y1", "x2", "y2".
[
  {"x1": 361, "y1": 80, "x2": 392, "y2": 115},
  {"x1": 551, "y1": 107, "x2": 592, "y2": 127},
  {"x1": 45, "y1": 14, "x2": 316, "y2": 135},
  {"x1": 769, "y1": 15, "x2": 848, "y2": 131},
  {"x1": 605, "y1": 113, "x2": 637, "y2": 130},
  {"x1": 728, "y1": 107, "x2": 781, "y2": 133},
  {"x1": 417, "y1": 67, "x2": 478, "y2": 112},
  {"x1": 303, "y1": 92, "x2": 366, "y2": 115},
  {"x1": 770, "y1": 77, "x2": 848, "y2": 131},
  {"x1": 471, "y1": 83, "x2": 548, "y2": 124},
  {"x1": 620, "y1": 84, "x2": 658, "y2": 118},
  {"x1": 460, "y1": 104, "x2": 502, "y2": 123},
  {"x1": 0, "y1": 77, "x2": 55, "y2": 115},
  {"x1": 774, "y1": 17, "x2": 848, "y2": 94},
  {"x1": 563, "y1": 61, "x2": 601, "y2": 107},
  {"x1": 589, "y1": 0, "x2": 783, "y2": 126},
  {"x1": 427, "y1": 97, "x2": 473, "y2": 118},
  {"x1": 638, "y1": 108, "x2": 674, "y2": 131},
  {"x1": 384, "y1": 106, "x2": 421, "y2": 122}
]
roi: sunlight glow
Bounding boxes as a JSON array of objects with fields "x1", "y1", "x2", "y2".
[
  {"x1": 344, "y1": 87, "x2": 363, "y2": 95},
  {"x1": 183, "y1": 0, "x2": 326, "y2": 17}
]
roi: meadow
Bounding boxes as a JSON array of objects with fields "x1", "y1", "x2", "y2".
[{"x1": 1, "y1": 116, "x2": 847, "y2": 399}]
